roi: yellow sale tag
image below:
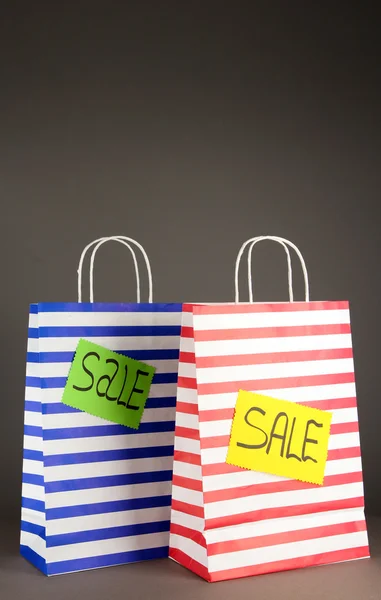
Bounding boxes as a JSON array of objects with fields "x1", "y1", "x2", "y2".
[{"x1": 226, "y1": 390, "x2": 332, "y2": 485}]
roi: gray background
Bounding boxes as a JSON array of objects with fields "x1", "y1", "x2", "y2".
[{"x1": 1, "y1": 0, "x2": 380, "y2": 532}]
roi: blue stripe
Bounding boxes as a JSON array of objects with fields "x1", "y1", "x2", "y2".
[
  {"x1": 24, "y1": 425, "x2": 43, "y2": 437},
  {"x1": 20, "y1": 545, "x2": 47, "y2": 575},
  {"x1": 23, "y1": 473, "x2": 45, "y2": 486},
  {"x1": 40, "y1": 396, "x2": 176, "y2": 414},
  {"x1": 47, "y1": 520, "x2": 170, "y2": 548},
  {"x1": 25, "y1": 377, "x2": 42, "y2": 388},
  {"x1": 24, "y1": 449, "x2": 44, "y2": 462},
  {"x1": 46, "y1": 495, "x2": 171, "y2": 520},
  {"x1": 21, "y1": 520, "x2": 46, "y2": 539},
  {"x1": 27, "y1": 349, "x2": 180, "y2": 363},
  {"x1": 25, "y1": 372, "x2": 177, "y2": 389},
  {"x1": 26, "y1": 353, "x2": 40, "y2": 363},
  {"x1": 44, "y1": 445, "x2": 174, "y2": 466},
  {"x1": 43, "y1": 403, "x2": 80, "y2": 414},
  {"x1": 29, "y1": 325, "x2": 180, "y2": 338},
  {"x1": 146, "y1": 396, "x2": 176, "y2": 409},
  {"x1": 30, "y1": 304, "x2": 38, "y2": 314},
  {"x1": 22, "y1": 497, "x2": 45, "y2": 512},
  {"x1": 46, "y1": 546, "x2": 168, "y2": 575},
  {"x1": 25, "y1": 400, "x2": 41, "y2": 412},
  {"x1": 42, "y1": 421, "x2": 175, "y2": 440},
  {"x1": 36, "y1": 302, "x2": 182, "y2": 313},
  {"x1": 45, "y1": 470, "x2": 173, "y2": 493}
]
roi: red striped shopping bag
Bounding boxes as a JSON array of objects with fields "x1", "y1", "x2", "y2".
[{"x1": 169, "y1": 236, "x2": 369, "y2": 582}]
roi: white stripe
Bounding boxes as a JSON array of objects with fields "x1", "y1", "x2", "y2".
[
  {"x1": 198, "y1": 407, "x2": 358, "y2": 439},
  {"x1": 48, "y1": 531, "x2": 168, "y2": 562},
  {"x1": 205, "y1": 507, "x2": 366, "y2": 543},
  {"x1": 27, "y1": 359, "x2": 179, "y2": 378},
  {"x1": 179, "y1": 338, "x2": 196, "y2": 353},
  {"x1": 45, "y1": 481, "x2": 172, "y2": 509},
  {"x1": 178, "y1": 362, "x2": 196, "y2": 378},
  {"x1": 23, "y1": 435, "x2": 43, "y2": 451},
  {"x1": 173, "y1": 461, "x2": 202, "y2": 480},
  {"x1": 195, "y1": 358, "x2": 354, "y2": 385},
  {"x1": 204, "y1": 482, "x2": 364, "y2": 520},
  {"x1": 21, "y1": 507, "x2": 46, "y2": 527},
  {"x1": 201, "y1": 431, "x2": 361, "y2": 465},
  {"x1": 180, "y1": 312, "x2": 195, "y2": 327},
  {"x1": 194, "y1": 334, "x2": 353, "y2": 357},
  {"x1": 36, "y1": 336, "x2": 180, "y2": 352},
  {"x1": 43, "y1": 431, "x2": 175, "y2": 455},
  {"x1": 33, "y1": 312, "x2": 182, "y2": 327},
  {"x1": 27, "y1": 338, "x2": 39, "y2": 352},
  {"x1": 205, "y1": 508, "x2": 365, "y2": 544},
  {"x1": 176, "y1": 387, "x2": 198, "y2": 404},
  {"x1": 169, "y1": 533, "x2": 207, "y2": 566},
  {"x1": 23, "y1": 459, "x2": 44, "y2": 476},
  {"x1": 44, "y1": 455, "x2": 174, "y2": 482},
  {"x1": 193, "y1": 309, "x2": 350, "y2": 330},
  {"x1": 208, "y1": 531, "x2": 368, "y2": 572},
  {"x1": 175, "y1": 413, "x2": 199, "y2": 430},
  {"x1": 174, "y1": 437, "x2": 200, "y2": 455},
  {"x1": 203, "y1": 457, "x2": 363, "y2": 492},
  {"x1": 37, "y1": 407, "x2": 176, "y2": 430},
  {"x1": 198, "y1": 383, "x2": 357, "y2": 411},
  {"x1": 22, "y1": 483, "x2": 45, "y2": 501},
  {"x1": 20, "y1": 531, "x2": 46, "y2": 560},
  {"x1": 171, "y1": 485, "x2": 203, "y2": 506},
  {"x1": 170, "y1": 509, "x2": 204, "y2": 532},
  {"x1": 24, "y1": 412, "x2": 43, "y2": 427},
  {"x1": 47, "y1": 506, "x2": 171, "y2": 536}
]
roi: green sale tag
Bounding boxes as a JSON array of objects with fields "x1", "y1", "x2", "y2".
[{"x1": 61, "y1": 339, "x2": 156, "y2": 429}]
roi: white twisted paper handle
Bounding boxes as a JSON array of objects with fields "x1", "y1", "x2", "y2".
[
  {"x1": 77, "y1": 236, "x2": 153, "y2": 303},
  {"x1": 235, "y1": 235, "x2": 309, "y2": 303}
]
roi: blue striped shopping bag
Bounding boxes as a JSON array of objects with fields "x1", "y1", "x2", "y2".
[{"x1": 20, "y1": 236, "x2": 183, "y2": 575}]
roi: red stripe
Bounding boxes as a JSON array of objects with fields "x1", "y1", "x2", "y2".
[
  {"x1": 171, "y1": 500, "x2": 204, "y2": 519},
  {"x1": 177, "y1": 376, "x2": 197, "y2": 389},
  {"x1": 332, "y1": 421, "x2": 359, "y2": 434},
  {"x1": 174, "y1": 426, "x2": 199, "y2": 440},
  {"x1": 176, "y1": 401, "x2": 198, "y2": 415},
  {"x1": 199, "y1": 408, "x2": 235, "y2": 422},
  {"x1": 199, "y1": 420, "x2": 358, "y2": 450},
  {"x1": 182, "y1": 303, "x2": 198, "y2": 313},
  {"x1": 194, "y1": 323, "x2": 351, "y2": 342},
  {"x1": 209, "y1": 546, "x2": 369, "y2": 582},
  {"x1": 197, "y1": 372, "x2": 355, "y2": 395},
  {"x1": 196, "y1": 347, "x2": 353, "y2": 368},
  {"x1": 328, "y1": 446, "x2": 361, "y2": 460},
  {"x1": 203, "y1": 472, "x2": 363, "y2": 504},
  {"x1": 198, "y1": 397, "x2": 357, "y2": 422},
  {"x1": 170, "y1": 523, "x2": 206, "y2": 547},
  {"x1": 181, "y1": 326, "x2": 194, "y2": 338},
  {"x1": 174, "y1": 450, "x2": 201, "y2": 466},
  {"x1": 172, "y1": 474, "x2": 203, "y2": 492},
  {"x1": 205, "y1": 497, "x2": 365, "y2": 530},
  {"x1": 202, "y1": 446, "x2": 361, "y2": 476},
  {"x1": 179, "y1": 351, "x2": 196, "y2": 363},
  {"x1": 300, "y1": 397, "x2": 357, "y2": 410},
  {"x1": 193, "y1": 301, "x2": 349, "y2": 316},
  {"x1": 207, "y1": 519, "x2": 367, "y2": 556},
  {"x1": 169, "y1": 548, "x2": 210, "y2": 581}
]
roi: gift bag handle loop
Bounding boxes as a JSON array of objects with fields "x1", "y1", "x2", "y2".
[
  {"x1": 77, "y1": 236, "x2": 153, "y2": 303},
  {"x1": 247, "y1": 238, "x2": 294, "y2": 303},
  {"x1": 235, "y1": 236, "x2": 309, "y2": 303}
]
